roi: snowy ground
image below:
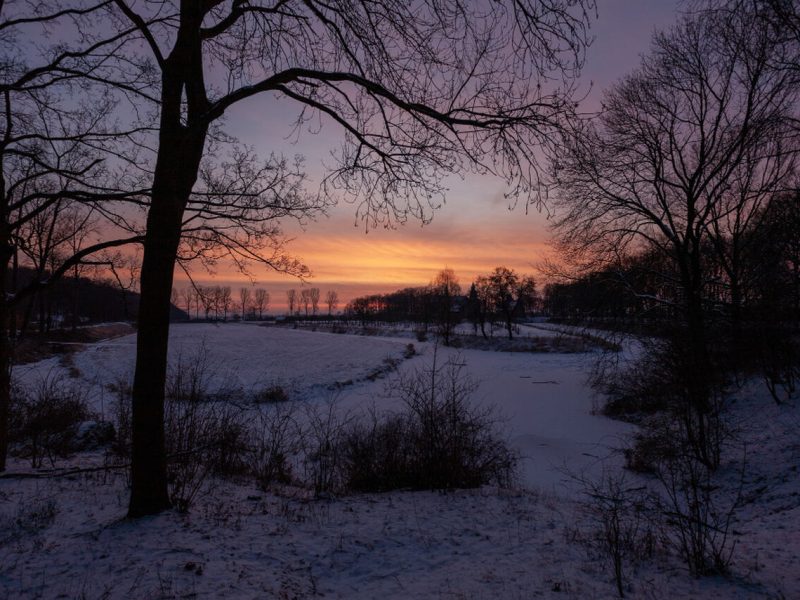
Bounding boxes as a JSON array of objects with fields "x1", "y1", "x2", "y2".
[{"x1": 1, "y1": 323, "x2": 798, "y2": 598}]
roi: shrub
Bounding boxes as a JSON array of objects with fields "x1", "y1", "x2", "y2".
[
  {"x1": 107, "y1": 378, "x2": 133, "y2": 460},
  {"x1": 590, "y1": 339, "x2": 674, "y2": 419},
  {"x1": 593, "y1": 335, "x2": 729, "y2": 470},
  {"x1": 165, "y1": 398, "x2": 249, "y2": 511},
  {"x1": 341, "y1": 352, "x2": 517, "y2": 492},
  {"x1": 0, "y1": 497, "x2": 59, "y2": 545},
  {"x1": 621, "y1": 411, "x2": 742, "y2": 577},
  {"x1": 15, "y1": 498, "x2": 59, "y2": 534},
  {"x1": 755, "y1": 324, "x2": 800, "y2": 403},
  {"x1": 253, "y1": 385, "x2": 289, "y2": 404},
  {"x1": 107, "y1": 366, "x2": 248, "y2": 512},
  {"x1": 10, "y1": 377, "x2": 90, "y2": 468},
  {"x1": 249, "y1": 402, "x2": 302, "y2": 489},
  {"x1": 623, "y1": 414, "x2": 680, "y2": 474},
  {"x1": 653, "y1": 448, "x2": 742, "y2": 576},
  {"x1": 578, "y1": 472, "x2": 655, "y2": 598},
  {"x1": 302, "y1": 396, "x2": 352, "y2": 496},
  {"x1": 340, "y1": 410, "x2": 413, "y2": 492},
  {"x1": 165, "y1": 342, "x2": 217, "y2": 403}
]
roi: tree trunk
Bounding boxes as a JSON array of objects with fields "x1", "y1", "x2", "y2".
[
  {"x1": 680, "y1": 248, "x2": 717, "y2": 469},
  {"x1": 127, "y1": 138, "x2": 205, "y2": 512},
  {"x1": 38, "y1": 294, "x2": 45, "y2": 334},
  {"x1": 127, "y1": 197, "x2": 184, "y2": 516},
  {"x1": 127, "y1": 2, "x2": 211, "y2": 516},
  {"x1": 72, "y1": 265, "x2": 80, "y2": 332},
  {"x1": 0, "y1": 238, "x2": 12, "y2": 471},
  {"x1": 0, "y1": 296, "x2": 10, "y2": 472}
]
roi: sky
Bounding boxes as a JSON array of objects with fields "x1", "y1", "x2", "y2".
[{"x1": 176, "y1": 0, "x2": 684, "y2": 310}]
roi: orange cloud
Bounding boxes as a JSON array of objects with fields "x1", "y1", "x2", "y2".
[{"x1": 175, "y1": 196, "x2": 556, "y2": 310}]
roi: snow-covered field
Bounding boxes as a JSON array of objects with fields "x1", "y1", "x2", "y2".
[{"x1": 1, "y1": 323, "x2": 798, "y2": 598}]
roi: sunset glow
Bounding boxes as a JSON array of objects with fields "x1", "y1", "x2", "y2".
[
  {"x1": 174, "y1": 185, "x2": 556, "y2": 308},
  {"x1": 175, "y1": 0, "x2": 683, "y2": 310}
]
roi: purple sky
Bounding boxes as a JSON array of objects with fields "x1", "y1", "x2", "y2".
[{"x1": 178, "y1": 1, "x2": 684, "y2": 309}]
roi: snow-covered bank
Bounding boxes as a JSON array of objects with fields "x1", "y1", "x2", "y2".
[
  {"x1": 11, "y1": 322, "x2": 630, "y2": 492},
  {"x1": 1, "y1": 323, "x2": 797, "y2": 598}
]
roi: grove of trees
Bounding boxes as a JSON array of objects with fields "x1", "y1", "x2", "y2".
[
  {"x1": 175, "y1": 285, "x2": 273, "y2": 320},
  {"x1": 0, "y1": 2, "x2": 153, "y2": 471},
  {"x1": 344, "y1": 267, "x2": 538, "y2": 343},
  {"x1": 550, "y1": 1, "x2": 799, "y2": 472}
]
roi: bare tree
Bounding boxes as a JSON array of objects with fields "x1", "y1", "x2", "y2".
[
  {"x1": 254, "y1": 288, "x2": 269, "y2": 319},
  {"x1": 220, "y1": 286, "x2": 232, "y2": 321},
  {"x1": 17, "y1": 204, "x2": 100, "y2": 333},
  {"x1": 431, "y1": 268, "x2": 462, "y2": 346},
  {"x1": 170, "y1": 287, "x2": 180, "y2": 315},
  {"x1": 300, "y1": 288, "x2": 312, "y2": 318},
  {"x1": 239, "y1": 287, "x2": 252, "y2": 320},
  {"x1": 207, "y1": 286, "x2": 218, "y2": 319},
  {"x1": 104, "y1": 0, "x2": 596, "y2": 516},
  {"x1": 192, "y1": 286, "x2": 203, "y2": 320},
  {"x1": 552, "y1": 6, "x2": 798, "y2": 466},
  {"x1": 707, "y1": 0, "x2": 800, "y2": 81},
  {"x1": 182, "y1": 287, "x2": 193, "y2": 320},
  {"x1": 0, "y1": 2, "x2": 150, "y2": 470},
  {"x1": 325, "y1": 290, "x2": 339, "y2": 316},
  {"x1": 63, "y1": 208, "x2": 102, "y2": 331},
  {"x1": 309, "y1": 287, "x2": 320, "y2": 317},
  {"x1": 479, "y1": 267, "x2": 534, "y2": 340},
  {"x1": 286, "y1": 289, "x2": 297, "y2": 316},
  {"x1": 200, "y1": 287, "x2": 213, "y2": 320},
  {"x1": 470, "y1": 278, "x2": 495, "y2": 339}
]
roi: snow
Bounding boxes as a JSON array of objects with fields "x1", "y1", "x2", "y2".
[
  {"x1": 14, "y1": 323, "x2": 416, "y2": 405},
  {"x1": 1, "y1": 323, "x2": 798, "y2": 598},
  {"x1": 12, "y1": 322, "x2": 631, "y2": 494}
]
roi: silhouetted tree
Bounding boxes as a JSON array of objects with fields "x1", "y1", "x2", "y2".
[
  {"x1": 309, "y1": 287, "x2": 320, "y2": 316},
  {"x1": 286, "y1": 289, "x2": 297, "y2": 316},
  {"x1": 300, "y1": 288, "x2": 311, "y2": 317},
  {"x1": 465, "y1": 283, "x2": 481, "y2": 336},
  {"x1": 107, "y1": 0, "x2": 596, "y2": 516},
  {"x1": 239, "y1": 287, "x2": 252, "y2": 320},
  {"x1": 220, "y1": 286, "x2": 232, "y2": 320},
  {"x1": 481, "y1": 267, "x2": 534, "y2": 340},
  {"x1": 254, "y1": 288, "x2": 269, "y2": 320},
  {"x1": 552, "y1": 5, "x2": 798, "y2": 466},
  {"x1": 192, "y1": 286, "x2": 203, "y2": 320},
  {"x1": 325, "y1": 290, "x2": 339, "y2": 316},
  {"x1": 200, "y1": 287, "x2": 213, "y2": 320},
  {"x1": 182, "y1": 288, "x2": 193, "y2": 320},
  {"x1": 431, "y1": 268, "x2": 462, "y2": 345}
]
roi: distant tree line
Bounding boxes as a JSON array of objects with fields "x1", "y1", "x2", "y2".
[
  {"x1": 9, "y1": 267, "x2": 187, "y2": 333},
  {"x1": 13, "y1": 267, "x2": 131, "y2": 333},
  {"x1": 284, "y1": 288, "x2": 339, "y2": 317},
  {"x1": 548, "y1": 161, "x2": 800, "y2": 404},
  {"x1": 173, "y1": 285, "x2": 345, "y2": 321},
  {"x1": 545, "y1": 190, "x2": 800, "y2": 334},
  {"x1": 176, "y1": 286, "x2": 272, "y2": 321},
  {"x1": 342, "y1": 267, "x2": 538, "y2": 342}
]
